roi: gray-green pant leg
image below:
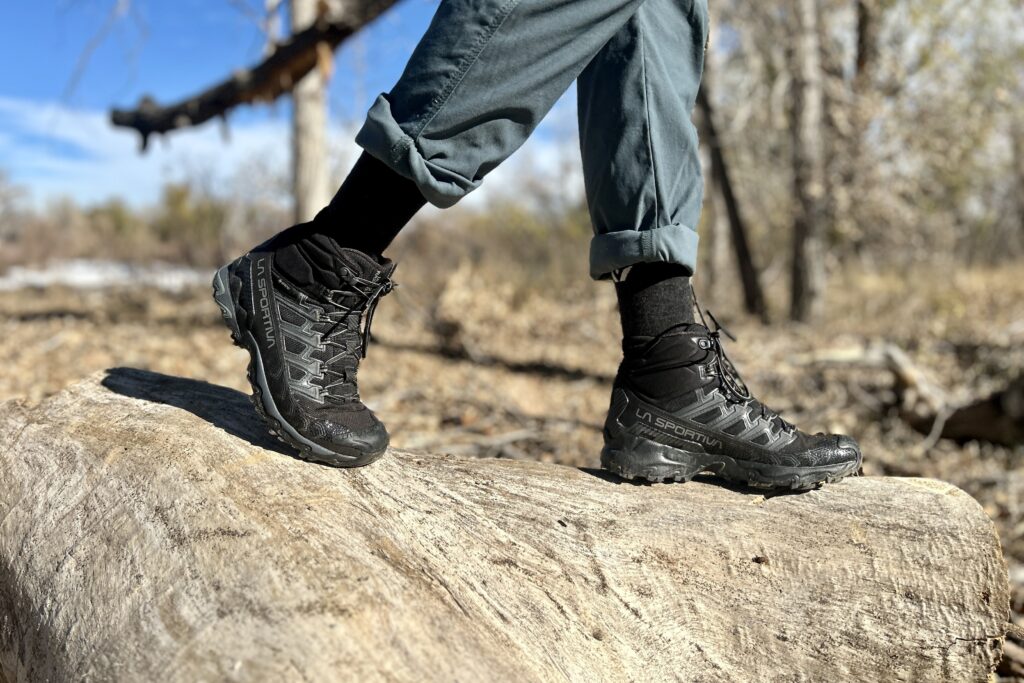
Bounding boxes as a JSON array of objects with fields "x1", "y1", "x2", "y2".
[
  {"x1": 356, "y1": 0, "x2": 709, "y2": 279},
  {"x1": 581, "y1": 0, "x2": 709, "y2": 279}
]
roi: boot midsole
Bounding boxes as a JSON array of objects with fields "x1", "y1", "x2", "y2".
[{"x1": 602, "y1": 431, "x2": 859, "y2": 482}]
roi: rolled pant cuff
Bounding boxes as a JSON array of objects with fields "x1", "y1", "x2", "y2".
[
  {"x1": 355, "y1": 95, "x2": 478, "y2": 209},
  {"x1": 589, "y1": 222, "x2": 700, "y2": 280}
]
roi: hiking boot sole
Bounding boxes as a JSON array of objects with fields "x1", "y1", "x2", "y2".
[
  {"x1": 601, "y1": 431, "x2": 862, "y2": 491},
  {"x1": 212, "y1": 263, "x2": 385, "y2": 468}
]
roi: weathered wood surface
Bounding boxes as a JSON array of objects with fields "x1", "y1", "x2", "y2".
[{"x1": 0, "y1": 369, "x2": 1009, "y2": 682}]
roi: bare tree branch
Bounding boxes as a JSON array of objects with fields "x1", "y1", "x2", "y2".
[
  {"x1": 109, "y1": 0, "x2": 400, "y2": 150},
  {"x1": 224, "y1": 0, "x2": 266, "y2": 27},
  {"x1": 63, "y1": 0, "x2": 134, "y2": 103}
]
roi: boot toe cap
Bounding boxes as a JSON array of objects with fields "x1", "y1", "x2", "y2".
[
  {"x1": 317, "y1": 419, "x2": 390, "y2": 467},
  {"x1": 828, "y1": 434, "x2": 862, "y2": 467},
  {"x1": 295, "y1": 416, "x2": 389, "y2": 467}
]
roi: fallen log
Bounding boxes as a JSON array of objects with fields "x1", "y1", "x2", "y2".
[
  {"x1": 796, "y1": 343, "x2": 1024, "y2": 447},
  {"x1": 0, "y1": 369, "x2": 1010, "y2": 682},
  {"x1": 938, "y1": 374, "x2": 1024, "y2": 447}
]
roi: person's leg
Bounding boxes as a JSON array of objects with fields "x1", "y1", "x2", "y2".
[
  {"x1": 614, "y1": 262, "x2": 695, "y2": 337},
  {"x1": 311, "y1": 152, "x2": 427, "y2": 256},
  {"x1": 588, "y1": 1, "x2": 862, "y2": 489},
  {"x1": 267, "y1": 152, "x2": 425, "y2": 288},
  {"x1": 273, "y1": 0, "x2": 662, "y2": 288},
  {"x1": 578, "y1": 0, "x2": 707, "y2": 337},
  {"x1": 355, "y1": 0, "x2": 656, "y2": 210},
  {"x1": 218, "y1": 0, "x2": 665, "y2": 467}
]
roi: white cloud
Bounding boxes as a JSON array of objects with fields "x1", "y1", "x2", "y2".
[
  {"x1": 0, "y1": 95, "x2": 297, "y2": 207},
  {"x1": 0, "y1": 93, "x2": 585, "y2": 212}
]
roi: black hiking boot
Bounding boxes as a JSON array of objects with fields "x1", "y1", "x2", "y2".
[
  {"x1": 212, "y1": 237, "x2": 395, "y2": 467},
  {"x1": 602, "y1": 315, "x2": 861, "y2": 490}
]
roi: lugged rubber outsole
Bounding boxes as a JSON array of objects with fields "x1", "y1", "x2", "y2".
[
  {"x1": 212, "y1": 264, "x2": 385, "y2": 468},
  {"x1": 601, "y1": 431, "x2": 861, "y2": 491}
]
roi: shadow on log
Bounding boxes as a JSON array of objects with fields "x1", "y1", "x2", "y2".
[{"x1": 0, "y1": 370, "x2": 1011, "y2": 681}]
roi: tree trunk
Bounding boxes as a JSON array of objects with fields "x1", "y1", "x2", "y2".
[
  {"x1": 1013, "y1": 114, "x2": 1024, "y2": 255},
  {"x1": 697, "y1": 85, "x2": 769, "y2": 322},
  {"x1": 844, "y1": 0, "x2": 882, "y2": 256},
  {"x1": 788, "y1": 0, "x2": 827, "y2": 322},
  {"x1": 0, "y1": 370, "x2": 1010, "y2": 682},
  {"x1": 696, "y1": 21, "x2": 738, "y2": 309},
  {"x1": 698, "y1": 145, "x2": 731, "y2": 304},
  {"x1": 855, "y1": 0, "x2": 881, "y2": 89},
  {"x1": 291, "y1": 0, "x2": 330, "y2": 222}
]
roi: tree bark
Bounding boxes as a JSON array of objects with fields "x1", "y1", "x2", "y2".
[
  {"x1": 0, "y1": 370, "x2": 1010, "y2": 682},
  {"x1": 788, "y1": 0, "x2": 827, "y2": 322},
  {"x1": 697, "y1": 85, "x2": 769, "y2": 322},
  {"x1": 290, "y1": 0, "x2": 331, "y2": 222}
]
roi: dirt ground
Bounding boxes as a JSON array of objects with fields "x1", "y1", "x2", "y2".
[{"x1": 2, "y1": 263, "x2": 1022, "y2": 675}]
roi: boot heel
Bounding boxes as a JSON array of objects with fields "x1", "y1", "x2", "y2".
[
  {"x1": 601, "y1": 432, "x2": 708, "y2": 483},
  {"x1": 212, "y1": 265, "x2": 242, "y2": 343}
]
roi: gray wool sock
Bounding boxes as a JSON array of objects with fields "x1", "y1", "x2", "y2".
[{"x1": 615, "y1": 262, "x2": 695, "y2": 339}]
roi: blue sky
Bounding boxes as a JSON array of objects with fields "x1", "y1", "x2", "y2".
[
  {"x1": 0, "y1": 0, "x2": 579, "y2": 207},
  {"x1": 1, "y1": 0, "x2": 438, "y2": 119}
]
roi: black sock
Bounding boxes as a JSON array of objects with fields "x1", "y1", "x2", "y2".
[
  {"x1": 310, "y1": 151, "x2": 426, "y2": 255},
  {"x1": 266, "y1": 152, "x2": 424, "y2": 289},
  {"x1": 615, "y1": 262, "x2": 695, "y2": 339}
]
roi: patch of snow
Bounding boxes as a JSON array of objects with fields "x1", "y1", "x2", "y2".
[{"x1": 0, "y1": 260, "x2": 212, "y2": 292}]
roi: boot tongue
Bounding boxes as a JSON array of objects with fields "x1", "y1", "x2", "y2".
[
  {"x1": 286, "y1": 241, "x2": 393, "y2": 295},
  {"x1": 262, "y1": 219, "x2": 395, "y2": 293},
  {"x1": 333, "y1": 248, "x2": 394, "y2": 302},
  {"x1": 339, "y1": 248, "x2": 395, "y2": 282}
]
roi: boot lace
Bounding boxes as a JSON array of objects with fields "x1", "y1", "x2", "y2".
[
  {"x1": 696, "y1": 305, "x2": 794, "y2": 433},
  {"x1": 315, "y1": 270, "x2": 395, "y2": 399}
]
